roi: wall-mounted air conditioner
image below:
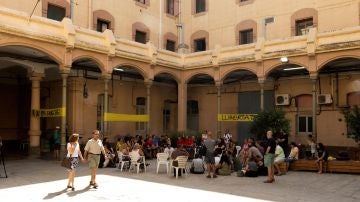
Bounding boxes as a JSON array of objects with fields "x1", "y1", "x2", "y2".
[
  {"x1": 275, "y1": 94, "x2": 290, "y2": 106},
  {"x1": 318, "y1": 94, "x2": 333, "y2": 105}
]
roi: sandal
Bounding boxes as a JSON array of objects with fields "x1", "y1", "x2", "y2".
[
  {"x1": 206, "y1": 175, "x2": 211, "y2": 178},
  {"x1": 263, "y1": 179, "x2": 273, "y2": 183}
]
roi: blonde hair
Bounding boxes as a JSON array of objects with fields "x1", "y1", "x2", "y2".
[{"x1": 69, "y1": 133, "x2": 79, "y2": 143}]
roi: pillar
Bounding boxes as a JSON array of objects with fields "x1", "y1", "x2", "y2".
[
  {"x1": 177, "y1": 81, "x2": 187, "y2": 131},
  {"x1": 145, "y1": 80, "x2": 153, "y2": 134},
  {"x1": 258, "y1": 78, "x2": 265, "y2": 111},
  {"x1": 310, "y1": 74, "x2": 318, "y2": 141},
  {"x1": 28, "y1": 72, "x2": 43, "y2": 154},
  {"x1": 103, "y1": 75, "x2": 110, "y2": 137},
  {"x1": 60, "y1": 71, "x2": 69, "y2": 148},
  {"x1": 216, "y1": 81, "x2": 222, "y2": 136}
]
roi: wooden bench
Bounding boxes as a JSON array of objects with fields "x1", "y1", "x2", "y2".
[{"x1": 288, "y1": 159, "x2": 360, "y2": 174}]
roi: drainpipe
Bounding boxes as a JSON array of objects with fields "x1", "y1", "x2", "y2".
[
  {"x1": 70, "y1": 0, "x2": 74, "y2": 23},
  {"x1": 88, "y1": 0, "x2": 93, "y2": 29},
  {"x1": 177, "y1": 0, "x2": 186, "y2": 53},
  {"x1": 159, "y1": 0, "x2": 163, "y2": 49}
]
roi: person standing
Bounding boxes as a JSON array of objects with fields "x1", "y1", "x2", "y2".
[
  {"x1": 84, "y1": 130, "x2": 108, "y2": 188},
  {"x1": 264, "y1": 130, "x2": 276, "y2": 183},
  {"x1": 204, "y1": 131, "x2": 217, "y2": 178},
  {"x1": 66, "y1": 133, "x2": 85, "y2": 191},
  {"x1": 53, "y1": 126, "x2": 61, "y2": 160}
]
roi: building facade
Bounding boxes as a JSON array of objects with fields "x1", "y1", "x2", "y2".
[{"x1": 0, "y1": 0, "x2": 359, "y2": 154}]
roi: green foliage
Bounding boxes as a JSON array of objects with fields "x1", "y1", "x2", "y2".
[
  {"x1": 250, "y1": 108, "x2": 290, "y2": 140},
  {"x1": 342, "y1": 105, "x2": 360, "y2": 143}
]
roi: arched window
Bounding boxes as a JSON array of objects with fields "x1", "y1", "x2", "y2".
[
  {"x1": 190, "y1": 30, "x2": 209, "y2": 52},
  {"x1": 235, "y1": 20, "x2": 257, "y2": 45},
  {"x1": 291, "y1": 8, "x2": 318, "y2": 36},
  {"x1": 93, "y1": 10, "x2": 115, "y2": 32}
]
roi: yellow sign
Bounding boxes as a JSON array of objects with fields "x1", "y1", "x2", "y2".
[
  {"x1": 32, "y1": 107, "x2": 66, "y2": 117},
  {"x1": 218, "y1": 114, "x2": 256, "y2": 122},
  {"x1": 104, "y1": 113, "x2": 149, "y2": 122}
]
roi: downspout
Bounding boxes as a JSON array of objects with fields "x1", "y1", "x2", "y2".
[
  {"x1": 159, "y1": 0, "x2": 163, "y2": 49},
  {"x1": 177, "y1": 0, "x2": 185, "y2": 53},
  {"x1": 70, "y1": 0, "x2": 74, "y2": 23},
  {"x1": 88, "y1": 0, "x2": 93, "y2": 29}
]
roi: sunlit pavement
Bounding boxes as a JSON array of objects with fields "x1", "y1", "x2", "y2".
[{"x1": 1, "y1": 157, "x2": 360, "y2": 202}]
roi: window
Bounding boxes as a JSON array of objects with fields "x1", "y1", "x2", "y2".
[
  {"x1": 296, "y1": 18, "x2": 313, "y2": 36},
  {"x1": 240, "y1": 0, "x2": 248, "y2": 2},
  {"x1": 298, "y1": 115, "x2": 313, "y2": 134},
  {"x1": 135, "y1": 30, "x2": 147, "y2": 44},
  {"x1": 166, "y1": 0, "x2": 175, "y2": 15},
  {"x1": 96, "y1": 19, "x2": 110, "y2": 32},
  {"x1": 163, "y1": 102, "x2": 171, "y2": 132},
  {"x1": 187, "y1": 100, "x2": 199, "y2": 131},
  {"x1": 195, "y1": 0, "x2": 206, "y2": 13},
  {"x1": 194, "y1": 38, "x2": 206, "y2": 52},
  {"x1": 166, "y1": 40, "x2": 176, "y2": 52},
  {"x1": 240, "y1": 29, "x2": 253, "y2": 44},
  {"x1": 136, "y1": 0, "x2": 146, "y2": 4},
  {"x1": 136, "y1": 97, "x2": 146, "y2": 131},
  {"x1": 47, "y1": 4, "x2": 65, "y2": 21}
]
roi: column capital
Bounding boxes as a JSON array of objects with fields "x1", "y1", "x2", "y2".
[
  {"x1": 30, "y1": 72, "x2": 44, "y2": 81},
  {"x1": 145, "y1": 79, "x2": 153, "y2": 87},
  {"x1": 59, "y1": 68, "x2": 71, "y2": 75},
  {"x1": 102, "y1": 74, "x2": 112, "y2": 81},
  {"x1": 258, "y1": 78, "x2": 266, "y2": 84},
  {"x1": 215, "y1": 80, "x2": 222, "y2": 87},
  {"x1": 309, "y1": 73, "x2": 318, "y2": 80}
]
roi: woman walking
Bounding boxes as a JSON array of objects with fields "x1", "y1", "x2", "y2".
[{"x1": 66, "y1": 133, "x2": 85, "y2": 191}]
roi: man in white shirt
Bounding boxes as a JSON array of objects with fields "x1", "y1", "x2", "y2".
[
  {"x1": 223, "y1": 129, "x2": 232, "y2": 145},
  {"x1": 84, "y1": 130, "x2": 107, "y2": 188}
]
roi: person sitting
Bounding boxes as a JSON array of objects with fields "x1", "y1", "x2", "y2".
[
  {"x1": 102, "y1": 138, "x2": 116, "y2": 168},
  {"x1": 273, "y1": 141, "x2": 286, "y2": 176},
  {"x1": 316, "y1": 143, "x2": 328, "y2": 174},
  {"x1": 164, "y1": 144, "x2": 175, "y2": 157},
  {"x1": 129, "y1": 143, "x2": 146, "y2": 170},
  {"x1": 237, "y1": 160, "x2": 258, "y2": 177},
  {"x1": 285, "y1": 142, "x2": 299, "y2": 171},
  {"x1": 217, "y1": 152, "x2": 232, "y2": 176},
  {"x1": 190, "y1": 154, "x2": 205, "y2": 174},
  {"x1": 171, "y1": 144, "x2": 189, "y2": 177}
]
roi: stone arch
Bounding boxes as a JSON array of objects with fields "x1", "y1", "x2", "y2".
[
  {"x1": 112, "y1": 63, "x2": 148, "y2": 80},
  {"x1": 190, "y1": 30, "x2": 209, "y2": 52},
  {"x1": 0, "y1": 43, "x2": 62, "y2": 66},
  {"x1": 318, "y1": 55, "x2": 360, "y2": 72},
  {"x1": 265, "y1": 61, "x2": 309, "y2": 79},
  {"x1": 221, "y1": 66, "x2": 258, "y2": 82},
  {"x1": 235, "y1": 19, "x2": 257, "y2": 45},
  {"x1": 42, "y1": 0, "x2": 71, "y2": 18},
  {"x1": 185, "y1": 72, "x2": 214, "y2": 84},
  {"x1": 154, "y1": 70, "x2": 180, "y2": 83},
  {"x1": 93, "y1": 9, "x2": 115, "y2": 31},
  {"x1": 291, "y1": 8, "x2": 318, "y2": 36},
  {"x1": 132, "y1": 22, "x2": 150, "y2": 42},
  {"x1": 72, "y1": 55, "x2": 105, "y2": 73}
]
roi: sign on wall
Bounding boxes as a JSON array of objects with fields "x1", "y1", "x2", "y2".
[
  {"x1": 32, "y1": 107, "x2": 66, "y2": 117},
  {"x1": 217, "y1": 114, "x2": 256, "y2": 122},
  {"x1": 104, "y1": 113, "x2": 149, "y2": 122}
]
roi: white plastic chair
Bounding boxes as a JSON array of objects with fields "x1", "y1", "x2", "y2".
[
  {"x1": 117, "y1": 151, "x2": 130, "y2": 171},
  {"x1": 171, "y1": 156, "x2": 188, "y2": 179},
  {"x1": 129, "y1": 152, "x2": 146, "y2": 174},
  {"x1": 156, "y1": 152, "x2": 169, "y2": 174},
  {"x1": 235, "y1": 146, "x2": 242, "y2": 157}
]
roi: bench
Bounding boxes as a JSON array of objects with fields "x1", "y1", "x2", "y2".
[{"x1": 288, "y1": 159, "x2": 360, "y2": 174}]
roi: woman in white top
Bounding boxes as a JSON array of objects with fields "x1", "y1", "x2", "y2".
[{"x1": 66, "y1": 133, "x2": 85, "y2": 191}]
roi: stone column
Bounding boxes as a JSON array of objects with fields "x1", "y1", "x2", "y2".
[
  {"x1": 216, "y1": 81, "x2": 222, "y2": 136},
  {"x1": 310, "y1": 74, "x2": 318, "y2": 141},
  {"x1": 68, "y1": 77, "x2": 85, "y2": 136},
  {"x1": 177, "y1": 81, "x2": 187, "y2": 131},
  {"x1": 145, "y1": 80, "x2": 153, "y2": 134},
  {"x1": 103, "y1": 75, "x2": 110, "y2": 137},
  {"x1": 29, "y1": 72, "x2": 43, "y2": 155},
  {"x1": 258, "y1": 78, "x2": 265, "y2": 111},
  {"x1": 60, "y1": 71, "x2": 69, "y2": 148}
]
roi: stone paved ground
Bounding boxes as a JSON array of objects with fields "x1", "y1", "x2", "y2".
[{"x1": 0, "y1": 157, "x2": 360, "y2": 202}]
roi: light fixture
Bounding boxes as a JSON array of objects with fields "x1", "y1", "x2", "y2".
[
  {"x1": 280, "y1": 56, "x2": 288, "y2": 63},
  {"x1": 283, "y1": 66, "x2": 306, "y2": 71},
  {"x1": 113, "y1": 68, "x2": 124, "y2": 72}
]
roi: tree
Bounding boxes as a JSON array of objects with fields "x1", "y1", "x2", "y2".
[
  {"x1": 250, "y1": 108, "x2": 290, "y2": 140},
  {"x1": 343, "y1": 105, "x2": 360, "y2": 144}
]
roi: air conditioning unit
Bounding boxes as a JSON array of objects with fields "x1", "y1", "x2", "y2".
[
  {"x1": 318, "y1": 94, "x2": 333, "y2": 105},
  {"x1": 275, "y1": 94, "x2": 290, "y2": 106}
]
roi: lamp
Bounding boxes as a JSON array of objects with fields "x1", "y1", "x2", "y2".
[{"x1": 280, "y1": 56, "x2": 288, "y2": 63}]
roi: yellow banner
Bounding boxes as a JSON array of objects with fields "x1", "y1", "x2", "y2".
[
  {"x1": 32, "y1": 107, "x2": 66, "y2": 117},
  {"x1": 218, "y1": 114, "x2": 256, "y2": 122},
  {"x1": 104, "y1": 113, "x2": 149, "y2": 122}
]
